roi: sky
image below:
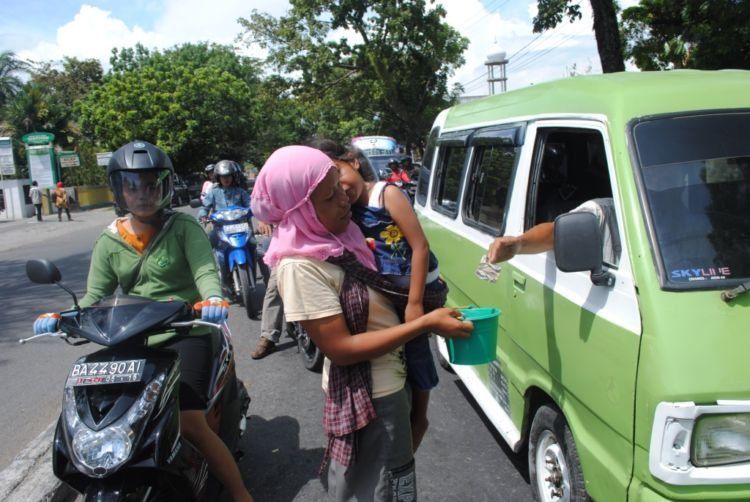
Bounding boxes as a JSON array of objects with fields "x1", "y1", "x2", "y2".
[{"x1": 1, "y1": 0, "x2": 640, "y2": 95}]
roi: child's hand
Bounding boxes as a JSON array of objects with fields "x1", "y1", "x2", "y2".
[
  {"x1": 405, "y1": 302, "x2": 424, "y2": 324},
  {"x1": 423, "y1": 308, "x2": 473, "y2": 339}
]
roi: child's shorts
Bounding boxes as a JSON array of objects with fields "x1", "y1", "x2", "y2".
[{"x1": 405, "y1": 333, "x2": 439, "y2": 391}]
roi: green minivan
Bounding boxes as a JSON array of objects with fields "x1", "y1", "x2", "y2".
[{"x1": 416, "y1": 71, "x2": 750, "y2": 501}]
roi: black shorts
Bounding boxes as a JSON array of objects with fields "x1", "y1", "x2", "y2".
[{"x1": 162, "y1": 335, "x2": 213, "y2": 410}]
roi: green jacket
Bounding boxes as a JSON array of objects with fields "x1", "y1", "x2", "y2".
[{"x1": 81, "y1": 211, "x2": 222, "y2": 316}]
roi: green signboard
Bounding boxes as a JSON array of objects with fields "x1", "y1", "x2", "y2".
[
  {"x1": 58, "y1": 151, "x2": 80, "y2": 168},
  {"x1": 21, "y1": 132, "x2": 55, "y2": 146}
]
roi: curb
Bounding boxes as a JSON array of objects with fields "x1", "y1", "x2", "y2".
[{"x1": 0, "y1": 420, "x2": 77, "y2": 502}]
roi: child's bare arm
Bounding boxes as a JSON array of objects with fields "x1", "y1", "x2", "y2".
[{"x1": 384, "y1": 185, "x2": 429, "y2": 322}]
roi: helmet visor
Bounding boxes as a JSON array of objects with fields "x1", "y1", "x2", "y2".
[{"x1": 111, "y1": 169, "x2": 172, "y2": 214}]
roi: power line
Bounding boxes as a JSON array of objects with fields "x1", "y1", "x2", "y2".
[{"x1": 510, "y1": 33, "x2": 579, "y2": 73}]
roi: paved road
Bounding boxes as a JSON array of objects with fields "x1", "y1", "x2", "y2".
[{"x1": 0, "y1": 208, "x2": 533, "y2": 500}]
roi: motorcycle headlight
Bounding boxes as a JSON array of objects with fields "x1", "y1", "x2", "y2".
[
  {"x1": 692, "y1": 413, "x2": 750, "y2": 467},
  {"x1": 63, "y1": 374, "x2": 165, "y2": 477}
]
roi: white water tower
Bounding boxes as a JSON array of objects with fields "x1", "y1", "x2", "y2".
[{"x1": 485, "y1": 50, "x2": 509, "y2": 95}]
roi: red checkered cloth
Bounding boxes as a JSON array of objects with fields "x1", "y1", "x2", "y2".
[{"x1": 322, "y1": 251, "x2": 447, "y2": 469}]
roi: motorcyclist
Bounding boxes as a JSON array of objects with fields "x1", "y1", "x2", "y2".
[
  {"x1": 386, "y1": 157, "x2": 412, "y2": 184},
  {"x1": 198, "y1": 160, "x2": 253, "y2": 287},
  {"x1": 33, "y1": 141, "x2": 253, "y2": 502},
  {"x1": 200, "y1": 163, "x2": 215, "y2": 203}
]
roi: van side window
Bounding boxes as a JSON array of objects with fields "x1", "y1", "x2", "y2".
[
  {"x1": 463, "y1": 144, "x2": 517, "y2": 233},
  {"x1": 432, "y1": 145, "x2": 467, "y2": 217},
  {"x1": 527, "y1": 128, "x2": 620, "y2": 266},
  {"x1": 417, "y1": 126, "x2": 440, "y2": 207}
]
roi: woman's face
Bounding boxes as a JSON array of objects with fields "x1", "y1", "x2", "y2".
[
  {"x1": 311, "y1": 168, "x2": 352, "y2": 235},
  {"x1": 121, "y1": 171, "x2": 161, "y2": 218},
  {"x1": 334, "y1": 158, "x2": 366, "y2": 205},
  {"x1": 219, "y1": 174, "x2": 233, "y2": 187}
]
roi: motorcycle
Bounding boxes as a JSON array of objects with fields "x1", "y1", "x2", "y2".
[
  {"x1": 288, "y1": 322, "x2": 324, "y2": 373},
  {"x1": 193, "y1": 202, "x2": 263, "y2": 319},
  {"x1": 22, "y1": 259, "x2": 250, "y2": 501}
]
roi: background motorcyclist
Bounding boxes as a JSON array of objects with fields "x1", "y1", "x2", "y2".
[
  {"x1": 198, "y1": 160, "x2": 254, "y2": 289},
  {"x1": 200, "y1": 163, "x2": 215, "y2": 203},
  {"x1": 386, "y1": 157, "x2": 412, "y2": 184},
  {"x1": 33, "y1": 141, "x2": 253, "y2": 502}
]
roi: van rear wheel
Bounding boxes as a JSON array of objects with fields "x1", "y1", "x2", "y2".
[{"x1": 528, "y1": 405, "x2": 589, "y2": 502}]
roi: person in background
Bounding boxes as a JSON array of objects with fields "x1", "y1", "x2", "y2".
[
  {"x1": 251, "y1": 145, "x2": 472, "y2": 501},
  {"x1": 250, "y1": 220, "x2": 286, "y2": 359},
  {"x1": 29, "y1": 181, "x2": 43, "y2": 221},
  {"x1": 200, "y1": 164, "x2": 215, "y2": 203},
  {"x1": 386, "y1": 158, "x2": 412, "y2": 184},
  {"x1": 54, "y1": 181, "x2": 72, "y2": 222},
  {"x1": 33, "y1": 140, "x2": 253, "y2": 501}
]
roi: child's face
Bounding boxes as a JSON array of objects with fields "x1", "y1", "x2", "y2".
[
  {"x1": 334, "y1": 159, "x2": 366, "y2": 205},
  {"x1": 311, "y1": 168, "x2": 352, "y2": 235}
]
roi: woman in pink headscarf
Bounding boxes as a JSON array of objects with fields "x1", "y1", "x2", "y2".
[{"x1": 251, "y1": 145, "x2": 472, "y2": 501}]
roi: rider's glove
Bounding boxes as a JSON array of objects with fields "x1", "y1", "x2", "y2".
[
  {"x1": 194, "y1": 297, "x2": 229, "y2": 324},
  {"x1": 33, "y1": 313, "x2": 61, "y2": 335}
]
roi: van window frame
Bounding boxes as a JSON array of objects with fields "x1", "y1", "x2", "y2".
[
  {"x1": 461, "y1": 124, "x2": 524, "y2": 236},
  {"x1": 431, "y1": 131, "x2": 471, "y2": 219},
  {"x1": 416, "y1": 125, "x2": 440, "y2": 207},
  {"x1": 525, "y1": 125, "x2": 620, "y2": 269}
]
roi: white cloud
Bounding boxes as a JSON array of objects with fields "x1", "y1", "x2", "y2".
[{"x1": 18, "y1": 5, "x2": 167, "y2": 65}]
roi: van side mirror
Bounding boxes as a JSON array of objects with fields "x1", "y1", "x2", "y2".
[{"x1": 554, "y1": 212, "x2": 614, "y2": 287}]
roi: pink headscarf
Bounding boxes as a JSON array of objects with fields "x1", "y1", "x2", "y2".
[{"x1": 251, "y1": 145, "x2": 376, "y2": 270}]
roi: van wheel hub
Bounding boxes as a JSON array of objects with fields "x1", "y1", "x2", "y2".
[{"x1": 535, "y1": 430, "x2": 570, "y2": 502}]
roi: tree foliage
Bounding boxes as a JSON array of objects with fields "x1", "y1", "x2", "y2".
[
  {"x1": 533, "y1": 0, "x2": 625, "y2": 73},
  {"x1": 238, "y1": 0, "x2": 468, "y2": 151},
  {"x1": 78, "y1": 43, "x2": 263, "y2": 173},
  {"x1": 622, "y1": 0, "x2": 750, "y2": 70},
  {"x1": 0, "y1": 51, "x2": 29, "y2": 111}
]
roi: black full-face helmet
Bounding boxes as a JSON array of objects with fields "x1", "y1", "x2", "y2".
[
  {"x1": 213, "y1": 159, "x2": 240, "y2": 185},
  {"x1": 107, "y1": 140, "x2": 174, "y2": 215},
  {"x1": 387, "y1": 158, "x2": 401, "y2": 171}
]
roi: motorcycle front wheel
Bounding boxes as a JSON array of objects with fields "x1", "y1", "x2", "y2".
[{"x1": 236, "y1": 263, "x2": 260, "y2": 319}]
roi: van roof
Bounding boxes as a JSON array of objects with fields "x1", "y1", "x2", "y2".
[{"x1": 444, "y1": 70, "x2": 750, "y2": 130}]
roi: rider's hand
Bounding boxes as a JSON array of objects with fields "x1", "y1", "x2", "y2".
[
  {"x1": 194, "y1": 297, "x2": 229, "y2": 324},
  {"x1": 422, "y1": 308, "x2": 473, "y2": 339},
  {"x1": 200, "y1": 216, "x2": 209, "y2": 225},
  {"x1": 33, "y1": 313, "x2": 61, "y2": 335},
  {"x1": 486, "y1": 236, "x2": 521, "y2": 264}
]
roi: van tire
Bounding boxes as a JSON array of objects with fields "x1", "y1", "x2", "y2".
[{"x1": 528, "y1": 405, "x2": 589, "y2": 502}]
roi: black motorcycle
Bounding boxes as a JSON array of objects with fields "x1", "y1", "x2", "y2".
[
  {"x1": 22, "y1": 259, "x2": 250, "y2": 501},
  {"x1": 288, "y1": 322, "x2": 324, "y2": 373}
]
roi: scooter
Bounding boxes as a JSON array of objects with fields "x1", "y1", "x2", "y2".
[
  {"x1": 194, "y1": 202, "x2": 263, "y2": 319},
  {"x1": 289, "y1": 322, "x2": 324, "y2": 373},
  {"x1": 22, "y1": 259, "x2": 250, "y2": 501}
]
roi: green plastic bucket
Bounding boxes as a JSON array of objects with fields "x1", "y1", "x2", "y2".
[{"x1": 447, "y1": 307, "x2": 501, "y2": 365}]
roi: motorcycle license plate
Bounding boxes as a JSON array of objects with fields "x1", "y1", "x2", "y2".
[
  {"x1": 66, "y1": 359, "x2": 146, "y2": 387},
  {"x1": 223, "y1": 222, "x2": 249, "y2": 234}
]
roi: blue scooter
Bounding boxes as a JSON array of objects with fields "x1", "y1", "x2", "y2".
[{"x1": 207, "y1": 205, "x2": 262, "y2": 318}]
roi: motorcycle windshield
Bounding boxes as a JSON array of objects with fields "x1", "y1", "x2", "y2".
[
  {"x1": 63, "y1": 294, "x2": 191, "y2": 346},
  {"x1": 211, "y1": 206, "x2": 250, "y2": 224}
]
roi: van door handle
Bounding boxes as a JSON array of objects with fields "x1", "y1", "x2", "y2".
[{"x1": 512, "y1": 271, "x2": 526, "y2": 292}]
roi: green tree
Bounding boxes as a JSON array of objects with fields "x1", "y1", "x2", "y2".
[
  {"x1": 238, "y1": 0, "x2": 468, "y2": 151},
  {"x1": 78, "y1": 43, "x2": 263, "y2": 173},
  {"x1": 0, "y1": 51, "x2": 29, "y2": 110},
  {"x1": 622, "y1": 0, "x2": 750, "y2": 70},
  {"x1": 31, "y1": 57, "x2": 103, "y2": 108},
  {"x1": 533, "y1": 0, "x2": 625, "y2": 73}
]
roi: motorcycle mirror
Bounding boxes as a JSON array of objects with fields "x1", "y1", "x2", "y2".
[
  {"x1": 26, "y1": 259, "x2": 61, "y2": 284},
  {"x1": 189, "y1": 199, "x2": 202, "y2": 209},
  {"x1": 26, "y1": 259, "x2": 80, "y2": 309}
]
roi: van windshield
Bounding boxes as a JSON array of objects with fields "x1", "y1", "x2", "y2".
[{"x1": 632, "y1": 112, "x2": 750, "y2": 289}]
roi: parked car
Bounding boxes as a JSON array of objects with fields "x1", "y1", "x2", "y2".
[
  {"x1": 184, "y1": 173, "x2": 205, "y2": 200},
  {"x1": 418, "y1": 70, "x2": 750, "y2": 502},
  {"x1": 171, "y1": 175, "x2": 190, "y2": 206}
]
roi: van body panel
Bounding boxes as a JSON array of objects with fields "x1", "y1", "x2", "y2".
[{"x1": 421, "y1": 71, "x2": 750, "y2": 499}]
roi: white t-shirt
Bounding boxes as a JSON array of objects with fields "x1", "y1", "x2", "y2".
[
  {"x1": 571, "y1": 197, "x2": 620, "y2": 266},
  {"x1": 277, "y1": 256, "x2": 406, "y2": 399}
]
